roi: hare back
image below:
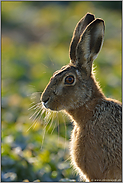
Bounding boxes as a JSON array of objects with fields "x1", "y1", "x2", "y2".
[{"x1": 70, "y1": 98, "x2": 122, "y2": 181}]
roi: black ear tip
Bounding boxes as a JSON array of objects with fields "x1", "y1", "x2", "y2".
[
  {"x1": 91, "y1": 18, "x2": 105, "y2": 30},
  {"x1": 85, "y1": 13, "x2": 95, "y2": 24},
  {"x1": 85, "y1": 13, "x2": 95, "y2": 20},
  {"x1": 95, "y1": 18, "x2": 104, "y2": 25}
]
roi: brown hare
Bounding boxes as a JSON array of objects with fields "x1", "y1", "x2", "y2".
[{"x1": 41, "y1": 13, "x2": 122, "y2": 182}]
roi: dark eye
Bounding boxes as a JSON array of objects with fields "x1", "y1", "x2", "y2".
[{"x1": 65, "y1": 75, "x2": 74, "y2": 84}]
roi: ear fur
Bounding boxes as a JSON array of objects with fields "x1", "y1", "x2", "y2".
[
  {"x1": 69, "y1": 13, "x2": 95, "y2": 64},
  {"x1": 76, "y1": 18, "x2": 105, "y2": 76}
]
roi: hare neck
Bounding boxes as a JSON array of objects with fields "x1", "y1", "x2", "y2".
[{"x1": 66, "y1": 92, "x2": 105, "y2": 128}]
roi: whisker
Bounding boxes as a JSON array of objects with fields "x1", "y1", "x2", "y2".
[
  {"x1": 44, "y1": 117, "x2": 51, "y2": 128},
  {"x1": 64, "y1": 156, "x2": 71, "y2": 163},
  {"x1": 26, "y1": 120, "x2": 37, "y2": 132},
  {"x1": 51, "y1": 121, "x2": 56, "y2": 135},
  {"x1": 37, "y1": 109, "x2": 43, "y2": 124},
  {"x1": 29, "y1": 101, "x2": 35, "y2": 106},
  {"x1": 29, "y1": 107, "x2": 41, "y2": 120},
  {"x1": 27, "y1": 108, "x2": 42, "y2": 131},
  {"x1": 47, "y1": 117, "x2": 54, "y2": 132},
  {"x1": 28, "y1": 103, "x2": 40, "y2": 111},
  {"x1": 41, "y1": 108, "x2": 46, "y2": 116},
  {"x1": 33, "y1": 121, "x2": 38, "y2": 129},
  {"x1": 33, "y1": 107, "x2": 42, "y2": 121}
]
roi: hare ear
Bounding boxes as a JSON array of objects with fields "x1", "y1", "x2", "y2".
[
  {"x1": 69, "y1": 13, "x2": 95, "y2": 64},
  {"x1": 76, "y1": 18, "x2": 105, "y2": 76}
]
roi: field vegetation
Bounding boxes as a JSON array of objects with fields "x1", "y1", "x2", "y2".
[{"x1": 1, "y1": 1, "x2": 122, "y2": 182}]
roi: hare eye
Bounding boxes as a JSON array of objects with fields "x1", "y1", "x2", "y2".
[{"x1": 65, "y1": 75, "x2": 74, "y2": 84}]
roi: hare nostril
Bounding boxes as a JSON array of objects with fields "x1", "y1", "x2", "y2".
[{"x1": 43, "y1": 98, "x2": 49, "y2": 104}]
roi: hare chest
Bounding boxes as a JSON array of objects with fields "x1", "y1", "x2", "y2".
[{"x1": 70, "y1": 124, "x2": 106, "y2": 181}]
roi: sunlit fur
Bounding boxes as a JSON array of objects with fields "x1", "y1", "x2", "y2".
[{"x1": 41, "y1": 13, "x2": 122, "y2": 182}]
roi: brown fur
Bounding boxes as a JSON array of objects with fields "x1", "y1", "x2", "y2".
[
  {"x1": 41, "y1": 13, "x2": 122, "y2": 181},
  {"x1": 68, "y1": 94, "x2": 121, "y2": 181}
]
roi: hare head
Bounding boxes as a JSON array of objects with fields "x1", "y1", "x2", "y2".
[{"x1": 41, "y1": 13, "x2": 105, "y2": 112}]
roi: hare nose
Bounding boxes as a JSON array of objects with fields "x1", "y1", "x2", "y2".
[{"x1": 43, "y1": 98, "x2": 49, "y2": 104}]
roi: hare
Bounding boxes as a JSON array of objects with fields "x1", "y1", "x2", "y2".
[{"x1": 41, "y1": 13, "x2": 122, "y2": 182}]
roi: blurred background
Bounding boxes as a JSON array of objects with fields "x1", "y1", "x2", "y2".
[{"x1": 1, "y1": 1, "x2": 122, "y2": 182}]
